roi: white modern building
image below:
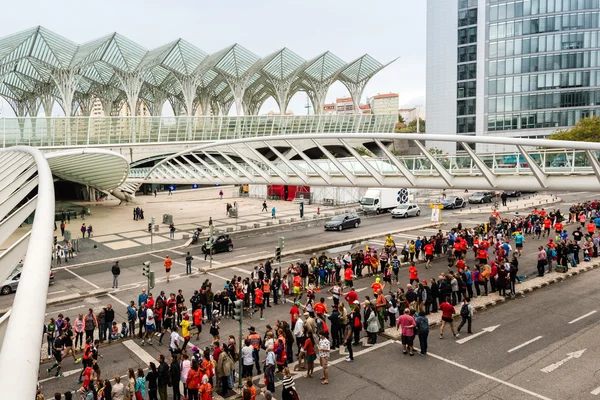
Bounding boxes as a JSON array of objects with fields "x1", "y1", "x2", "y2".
[
  {"x1": 368, "y1": 93, "x2": 399, "y2": 115},
  {"x1": 427, "y1": 0, "x2": 600, "y2": 153}
]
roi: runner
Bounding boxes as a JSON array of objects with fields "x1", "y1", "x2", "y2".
[
  {"x1": 47, "y1": 331, "x2": 66, "y2": 377},
  {"x1": 164, "y1": 255, "x2": 172, "y2": 283},
  {"x1": 439, "y1": 297, "x2": 459, "y2": 339}
]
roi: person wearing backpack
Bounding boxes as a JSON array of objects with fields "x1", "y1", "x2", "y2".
[
  {"x1": 457, "y1": 297, "x2": 473, "y2": 334},
  {"x1": 415, "y1": 312, "x2": 429, "y2": 355}
]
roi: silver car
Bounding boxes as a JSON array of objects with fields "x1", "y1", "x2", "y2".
[
  {"x1": 391, "y1": 204, "x2": 421, "y2": 218},
  {"x1": 1, "y1": 267, "x2": 54, "y2": 295}
]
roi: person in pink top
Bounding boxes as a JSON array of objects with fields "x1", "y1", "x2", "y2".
[{"x1": 396, "y1": 308, "x2": 416, "y2": 356}]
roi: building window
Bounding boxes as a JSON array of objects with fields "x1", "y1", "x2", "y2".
[
  {"x1": 458, "y1": 45, "x2": 477, "y2": 63},
  {"x1": 458, "y1": 8, "x2": 478, "y2": 27},
  {"x1": 457, "y1": 63, "x2": 477, "y2": 81},
  {"x1": 457, "y1": 99, "x2": 477, "y2": 116},
  {"x1": 457, "y1": 116, "x2": 476, "y2": 133},
  {"x1": 458, "y1": 27, "x2": 477, "y2": 45},
  {"x1": 458, "y1": 81, "x2": 477, "y2": 98}
]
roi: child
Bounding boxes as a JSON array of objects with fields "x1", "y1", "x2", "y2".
[
  {"x1": 120, "y1": 322, "x2": 129, "y2": 338},
  {"x1": 109, "y1": 322, "x2": 119, "y2": 342}
]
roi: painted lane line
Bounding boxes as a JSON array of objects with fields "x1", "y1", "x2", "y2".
[
  {"x1": 235, "y1": 247, "x2": 248, "y2": 251},
  {"x1": 64, "y1": 268, "x2": 127, "y2": 307},
  {"x1": 231, "y1": 267, "x2": 251, "y2": 274},
  {"x1": 39, "y1": 368, "x2": 81, "y2": 383},
  {"x1": 507, "y1": 336, "x2": 543, "y2": 353},
  {"x1": 233, "y1": 254, "x2": 249, "y2": 258},
  {"x1": 47, "y1": 290, "x2": 66, "y2": 296},
  {"x1": 456, "y1": 325, "x2": 500, "y2": 344},
  {"x1": 45, "y1": 305, "x2": 85, "y2": 316},
  {"x1": 423, "y1": 349, "x2": 553, "y2": 400},
  {"x1": 540, "y1": 349, "x2": 586, "y2": 373},
  {"x1": 122, "y1": 339, "x2": 157, "y2": 364},
  {"x1": 568, "y1": 310, "x2": 597, "y2": 324}
]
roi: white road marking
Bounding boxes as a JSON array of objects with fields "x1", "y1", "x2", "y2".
[
  {"x1": 205, "y1": 271, "x2": 228, "y2": 281},
  {"x1": 64, "y1": 268, "x2": 128, "y2": 307},
  {"x1": 39, "y1": 368, "x2": 81, "y2": 382},
  {"x1": 47, "y1": 290, "x2": 66, "y2": 295},
  {"x1": 233, "y1": 254, "x2": 249, "y2": 258},
  {"x1": 568, "y1": 310, "x2": 597, "y2": 324},
  {"x1": 590, "y1": 386, "x2": 600, "y2": 395},
  {"x1": 231, "y1": 267, "x2": 251, "y2": 274},
  {"x1": 122, "y1": 339, "x2": 158, "y2": 364},
  {"x1": 45, "y1": 305, "x2": 85, "y2": 316},
  {"x1": 235, "y1": 247, "x2": 247, "y2": 251},
  {"x1": 424, "y1": 349, "x2": 553, "y2": 400},
  {"x1": 456, "y1": 325, "x2": 500, "y2": 344},
  {"x1": 540, "y1": 349, "x2": 586, "y2": 373},
  {"x1": 369, "y1": 240, "x2": 385, "y2": 245},
  {"x1": 507, "y1": 336, "x2": 543, "y2": 353}
]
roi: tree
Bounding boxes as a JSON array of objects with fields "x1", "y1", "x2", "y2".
[
  {"x1": 396, "y1": 118, "x2": 426, "y2": 133},
  {"x1": 353, "y1": 146, "x2": 373, "y2": 157},
  {"x1": 548, "y1": 116, "x2": 600, "y2": 142},
  {"x1": 397, "y1": 114, "x2": 405, "y2": 124}
]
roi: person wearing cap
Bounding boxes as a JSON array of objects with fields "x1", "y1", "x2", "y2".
[
  {"x1": 247, "y1": 326, "x2": 262, "y2": 375},
  {"x1": 180, "y1": 314, "x2": 191, "y2": 350},
  {"x1": 371, "y1": 277, "x2": 384, "y2": 297}
]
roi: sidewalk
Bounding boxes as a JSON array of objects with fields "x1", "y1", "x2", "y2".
[
  {"x1": 4, "y1": 186, "x2": 342, "y2": 264},
  {"x1": 454, "y1": 193, "x2": 561, "y2": 215},
  {"x1": 382, "y1": 258, "x2": 600, "y2": 340}
]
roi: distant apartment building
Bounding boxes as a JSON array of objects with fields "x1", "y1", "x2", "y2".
[
  {"x1": 322, "y1": 98, "x2": 372, "y2": 114},
  {"x1": 399, "y1": 107, "x2": 426, "y2": 124},
  {"x1": 367, "y1": 93, "x2": 399, "y2": 114}
]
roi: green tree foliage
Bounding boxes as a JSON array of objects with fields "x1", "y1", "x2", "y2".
[
  {"x1": 548, "y1": 116, "x2": 600, "y2": 142},
  {"x1": 396, "y1": 118, "x2": 426, "y2": 133}
]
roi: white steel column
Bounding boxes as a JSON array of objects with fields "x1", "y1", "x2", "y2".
[{"x1": 0, "y1": 147, "x2": 54, "y2": 400}]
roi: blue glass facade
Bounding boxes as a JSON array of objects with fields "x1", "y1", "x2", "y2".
[{"x1": 487, "y1": 0, "x2": 600, "y2": 132}]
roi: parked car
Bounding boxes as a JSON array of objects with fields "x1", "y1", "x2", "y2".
[
  {"x1": 324, "y1": 213, "x2": 361, "y2": 231},
  {"x1": 1, "y1": 267, "x2": 54, "y2": 295},
  {"x1": 469, "y1": 191, "x2": 494, "y2": 204},
  {"x1": 439, "y1": 196, "x2": 466, "y2": 209},
  {"x1": 391, "y1": 204, "x2": 421, "y2": 218},
  {"x1": 503, "y1": 190, "x2": 521, "y2": 197},
  {"x1": 202, "y1": 235, "x2": 233, "y2": 254}
]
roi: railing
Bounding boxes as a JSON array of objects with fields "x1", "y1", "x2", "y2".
[
  {"x1": 129, "y1": 149, "x2": 599, "y2": 181},
  {"x1": 0, "y1": 114, "x2": 397, "y2": 148}
]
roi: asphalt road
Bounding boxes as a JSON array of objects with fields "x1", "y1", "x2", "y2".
[{"x1": 29, "y1": 190, "x2": 600, "y2": 398}]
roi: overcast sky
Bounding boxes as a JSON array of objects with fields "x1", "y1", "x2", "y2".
[{"x1": 0, "y1": 0, "x2": 426, "y2": 116}]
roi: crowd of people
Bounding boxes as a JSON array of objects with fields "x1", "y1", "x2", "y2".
[{"x1": 38, "y1": 200, "x2": 600, "y2": 399}]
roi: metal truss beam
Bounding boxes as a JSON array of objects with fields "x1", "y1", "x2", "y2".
[{"x1": 460, "y1": 142, "x2": 496, "y2": 188}]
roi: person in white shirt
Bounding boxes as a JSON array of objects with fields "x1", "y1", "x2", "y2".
[
  {"x1": 292, "y1": 315, "x2": 304, "y2": 354},
  {"x1": 112, "y1": 375, "x2": 124, "y2": 400},
  {"x1": 141, "y1": 307, "x2": 155, "y2": 345},
  {"x1": 318, "y1": 331, "x2": 331, "y2": 384},
  {"x1": 170, "y1": 326, "x2": 181, "y2": 354},
  {"x1": 241, "y1": 340, "x2": 254, "y2": 378}
]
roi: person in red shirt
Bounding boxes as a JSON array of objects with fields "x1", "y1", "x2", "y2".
[
  {"x1": 587, "y1": 221, "x2": 596, "y2": 236},
  {"x1": 408, "y1": 262, "x2": 419, "y2": 284},
  {"x1": 370, "y1": 278, "x2": 384, "y2": 296},
  {"x1": 543, "y1": 218, "x2": 552, "y2": 237},
  {"x1": 439, "y1": 297, "x2": 458, "y2": 339},
  {"x1": 424, "y1": 243, "x2": 434, "y2": 268},
  {"x1": 344, "y1": 266, "x2": 354, "y2": 288},
  {"x1": 254, "y1": 287, "x2": 264, "y2": 320},
  {"x1": 344, "y1": 289, "x2": 358, "y2": 309},
  {"x1": 193, "y1": 308, "x2": 203, "y2": 340},
  {"x1": 289, "y1": 302, "x2": 300, "y2": 329},
  {"x1": 456, "y1": 258, "x2": 466, "y2": 272},
  {"x1": 554, "y1": 221, "x2": 563, "y2": 235},
  {"x1": 477, "y1": 248, "x2": 488, "y2": 265},
  {"x1": 313, "y1": 298, "x2": 327, "y2": 316}
]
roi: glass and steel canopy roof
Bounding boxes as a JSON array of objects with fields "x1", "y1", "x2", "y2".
[{"x1": 0, "y1": 26, "x2": 396, "y2": 114}]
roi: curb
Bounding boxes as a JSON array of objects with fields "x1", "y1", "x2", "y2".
[
  {"x1": 455, "y1": 195, "x2": 561, "y2": 215},
  {"x1": 381, "y1": 260, "x2": 600, "y2": 338},
  {"x1": 0, "y1": 288, "x2": 109, "y2": 315},
  {"x1": 199, "y1": 221, "x2": 446, "y2": 274},
  {"x1": 64, "y1": 209, "x2": 394, "y2": 269}
]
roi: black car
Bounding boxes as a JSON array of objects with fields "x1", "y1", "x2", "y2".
[
  {"x1": 202, "y1": 235, "x2": 233, "y2": 254},
  {"x1": 503, "y1": 191, "x2": 521, "y2": 197},
  {"x1": 324, "y1": 213, "x2": 361, "y2": 231},
  {"x1": 439, "y1": 196, "x2": 465, "y2": 209}
]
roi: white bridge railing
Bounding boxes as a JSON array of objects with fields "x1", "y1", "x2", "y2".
[{"x1": 0, "y1": 114, "x2": 397, "y2": 148}]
